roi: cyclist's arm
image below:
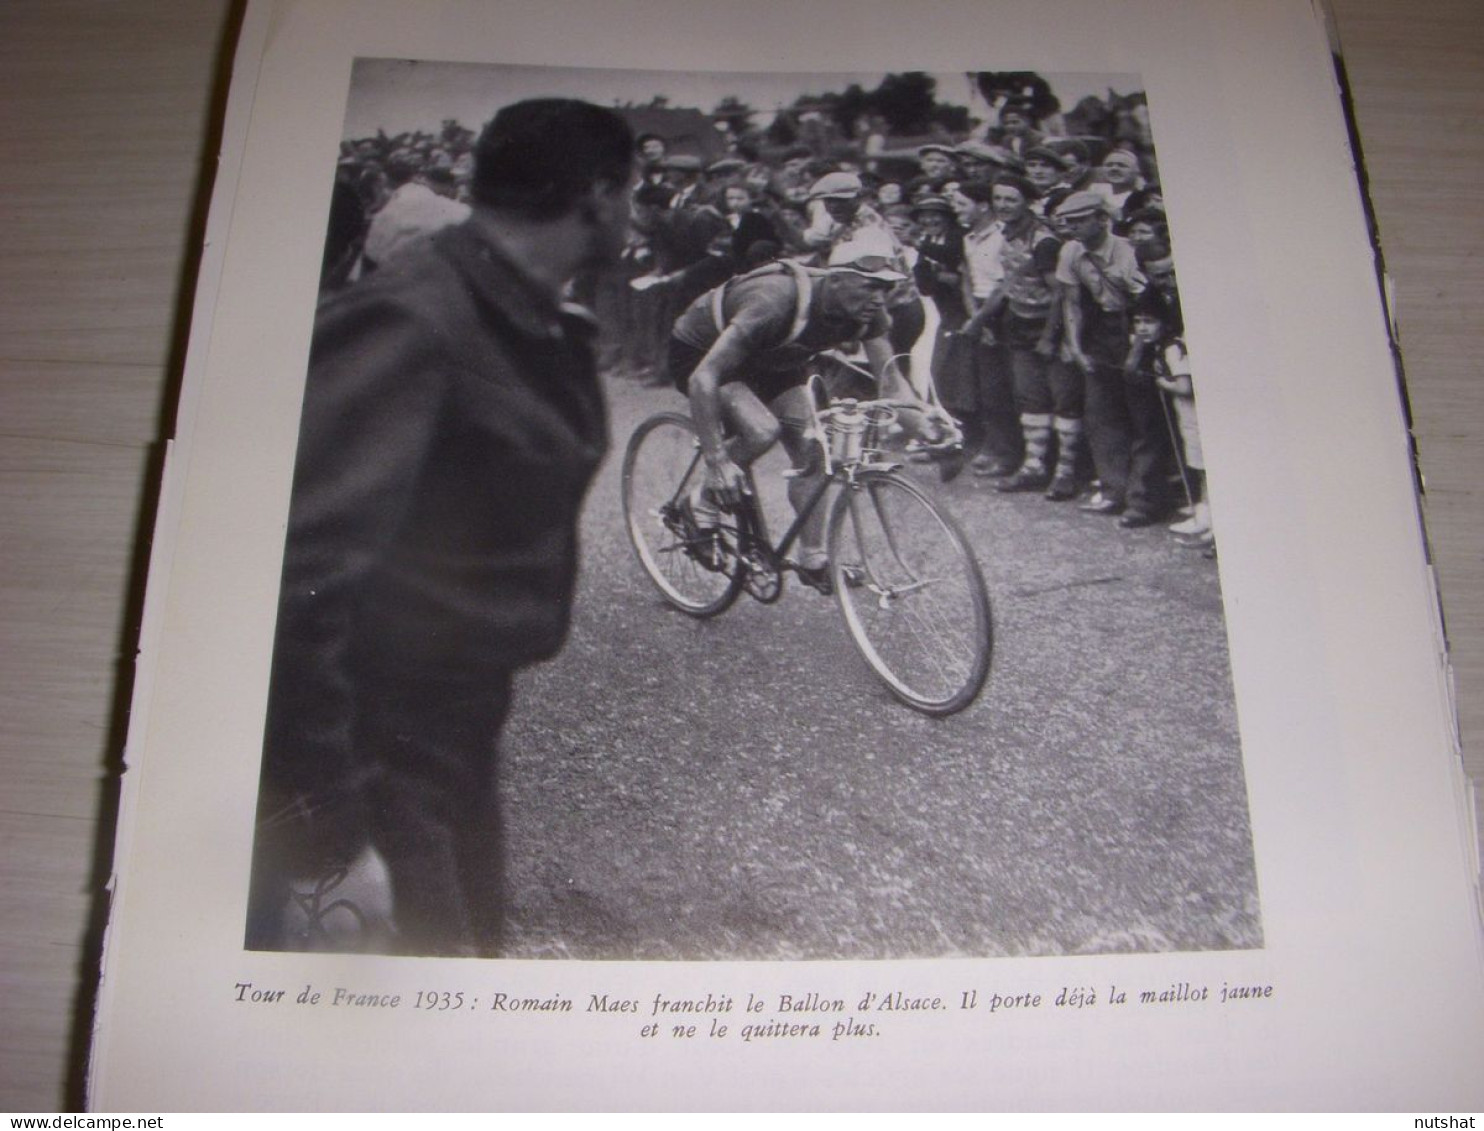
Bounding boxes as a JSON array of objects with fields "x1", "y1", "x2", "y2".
[
  {"x1": 687, "y1": 325, "x2": 758, "y2": 503},
  {"x1": 862, "y1": 335, "x2": 959, "y2": 445},
  {"x1": 863, "y1": 333, "x2": 915, "y2": 402}
]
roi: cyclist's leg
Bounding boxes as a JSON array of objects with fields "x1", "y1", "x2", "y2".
[
  {"x1": 719, "y1": 382, "x2": 780, "y2": 468},
  {"x1": 771, "y1": 356, "x2": 879, "y2": 566},
  {"x1": 684, "y1": 381, "x2": 778, "y2": 542},
  {"x1": 772, "y1": 384, "x2": 829, "y2": 570},
  {"x1": 669, "y1": 334, "x2": 781, "y2": 473}
]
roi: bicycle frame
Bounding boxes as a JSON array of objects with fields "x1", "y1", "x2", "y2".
[
  {"x1": 622, "y1": 395, "x2": 992, "y2": 713},
  {"x1": 731, "y1": 390, "x2": 909, "y2": 589}
]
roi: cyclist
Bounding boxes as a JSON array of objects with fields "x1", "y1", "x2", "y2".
[{"x1": 666, "y1": 229, "x2": 960, "y2": 591}]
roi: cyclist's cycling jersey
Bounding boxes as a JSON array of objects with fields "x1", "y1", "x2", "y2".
[{"x1": 670, "y1": 262, "x2": 891, "y2": 402}]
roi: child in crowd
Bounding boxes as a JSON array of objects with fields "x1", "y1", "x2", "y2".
[{"x1": 1126, "y1": 291, "x2": 1211, "y2": 546}]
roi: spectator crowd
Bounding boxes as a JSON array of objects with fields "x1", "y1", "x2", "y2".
[{"x1": 319, "y1": 80, "x2": 1212, "y2": 552}]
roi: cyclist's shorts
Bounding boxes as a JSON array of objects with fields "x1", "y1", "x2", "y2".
[{"x1": 666, "y1": 336, "x2": 810, "y2": 405}]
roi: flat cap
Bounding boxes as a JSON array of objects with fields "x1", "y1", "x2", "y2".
[
  {"x1": 1101, "y1": 148, "x2": 1142, "y2": 171},
  {"x1": 1055, "y1": 190, "x2": 1110, "y2": 219},
  {"x1": 1023, "y1": 145, "x2": 1067, "y2": 168},
  {"x1": 955, "y1": 140, "x2": 1024, "y2": 171},
  {"x1": 910, "y1": 194, "x2": 955, "y2": 216},
  {"x1": 809, "y1": 170, "x2": 864, "y2": 199}
]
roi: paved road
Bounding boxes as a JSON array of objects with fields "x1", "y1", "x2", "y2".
[{"x1": 498, "y1": 372, "x2": 1259, "y2": 960}]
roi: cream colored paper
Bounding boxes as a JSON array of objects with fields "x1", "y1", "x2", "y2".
[{"x1": 89, "y1": 0, "x2": 1484, "y2": 1110}]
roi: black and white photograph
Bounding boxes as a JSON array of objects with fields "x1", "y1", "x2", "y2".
[{"x1": 243, "y1": 59, "x2": 1261, "y2": 962}]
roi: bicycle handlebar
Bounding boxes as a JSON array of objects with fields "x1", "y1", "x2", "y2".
[
  {"x1": 802, "y1": 351, "x2": 961, "y2": 475},
  {"x1": 814, "y1": 397, "x2": 930, "y2": 419}
]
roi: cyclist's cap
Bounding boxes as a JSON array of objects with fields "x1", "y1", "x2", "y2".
[
  {"x1": 809, "y1": 171, "x2": 864, "y2": 200},
  {"x1": 827, "y1": 231, "x2": 906, "y2": 281}
]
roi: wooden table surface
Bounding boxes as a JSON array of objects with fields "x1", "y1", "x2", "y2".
[{"x1": 2, "y1": 0, "x2": 1480, "y2": 1110}]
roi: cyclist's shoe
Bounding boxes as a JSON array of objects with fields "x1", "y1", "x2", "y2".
[
  {"x1": 932, "y1": 443, "x2": 967, "y2": 484},
  {"x1": 676, "y1": 497, "x2": 726, "y2": 572},
  {"x1": 794, "y1": 563, "x2": 867, "y2": 595},
  {"x1": 794, "y1": 562, "x2": 834, "y2": 596}
]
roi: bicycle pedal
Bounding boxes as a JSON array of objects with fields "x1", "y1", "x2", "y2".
[
  {"x1": 793, "y1": 562, "x2": 834, "y2": 596},
  {"x1": 692, "y1": 533, "x2": 730, "y2": 573}
]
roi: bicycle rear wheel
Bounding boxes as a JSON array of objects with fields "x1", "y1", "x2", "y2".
[
  {"x1": 827, "y1": 472, "x2": 992, "y2": 715},
  {"x1": 621, "y1": 412, "x2": 744, "y2": 617}
]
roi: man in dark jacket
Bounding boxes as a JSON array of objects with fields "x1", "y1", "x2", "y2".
[{"x1": 245, "y1": 99, "x2": 635, "y2": 957}]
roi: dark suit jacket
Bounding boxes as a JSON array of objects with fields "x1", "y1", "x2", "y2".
[{"x1": 258, "y1": 220, "x2": 607, "y2": 865}]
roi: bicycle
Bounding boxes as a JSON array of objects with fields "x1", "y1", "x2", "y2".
[{"x1": 621, "y1": 383, "x2": 992, "y2": 716}]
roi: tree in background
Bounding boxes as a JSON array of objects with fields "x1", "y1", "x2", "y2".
[
  {"x1": 712, "y1": 95, "x2": 756, "y2": 135},
  {"x1": 971, "y1": 72, "x2": 1062, "y2": 123},
  {"x1": 870, "y1": 72, "x2": 938, "y2": 135}
]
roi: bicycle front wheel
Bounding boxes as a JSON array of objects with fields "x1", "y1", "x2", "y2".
[
  {"x1": 621, "y1": 412, "x2": 744, "y2": 617},
  {"x1": 827, "y1": 472, "x2": 992, "y2": 715}
]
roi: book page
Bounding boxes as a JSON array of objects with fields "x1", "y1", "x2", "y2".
[{"x1": 89, "y1": 0, "x2": 1484, "y2": 1110}]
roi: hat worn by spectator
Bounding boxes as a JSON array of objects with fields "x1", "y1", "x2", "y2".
[
  {"x1": 662, "y1": 154, "x2": 703, "y2": 173},
  {"x1": 991, "y1": 172, "x2": 1041, "y2": 202},
  {"x1": 1130, "y1": 288, "x2": 1169, "y2": 318},
  {"x1": 1041, "y1": 186, "x2": 1073, "y2": 215},
  {"x1": 955, "y1": 140, "x2": 1024, "y2": 171},
  {"x1": 633, "y1": 182, "x2": 676, "y2": 208},
  {"x1": 810, "y1": 170, "x2": 864, "y2": 200},
  {"x1": 1055, "y1": 190, "x2": 1110, "y2": 220},
  {"x1": 910, "y1": 194, "x2": 955, "y2": 217},
  {"x1": 1023, "y1": 145, "x2": 1067, "y2": 169},
  {"x1": 828, "y1": 228, "x2": 906, "y2": 282},
  {"x1": 706, "y1": 157, "x2": 746, "y2": 176},
  {"x1": 918, "y1": 143, "x2": 957, "y2": 160},
  {"x1": 954, "y1": 181, "x2": 994, "y2": 205},
  {"x1": 1048, "y1": 138, "x2": 1090, "y2": 166}
]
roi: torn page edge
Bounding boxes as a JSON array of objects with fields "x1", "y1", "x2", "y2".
[{"x1": 83, "y1": 1, "x2": 277, "y2": 1107}]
